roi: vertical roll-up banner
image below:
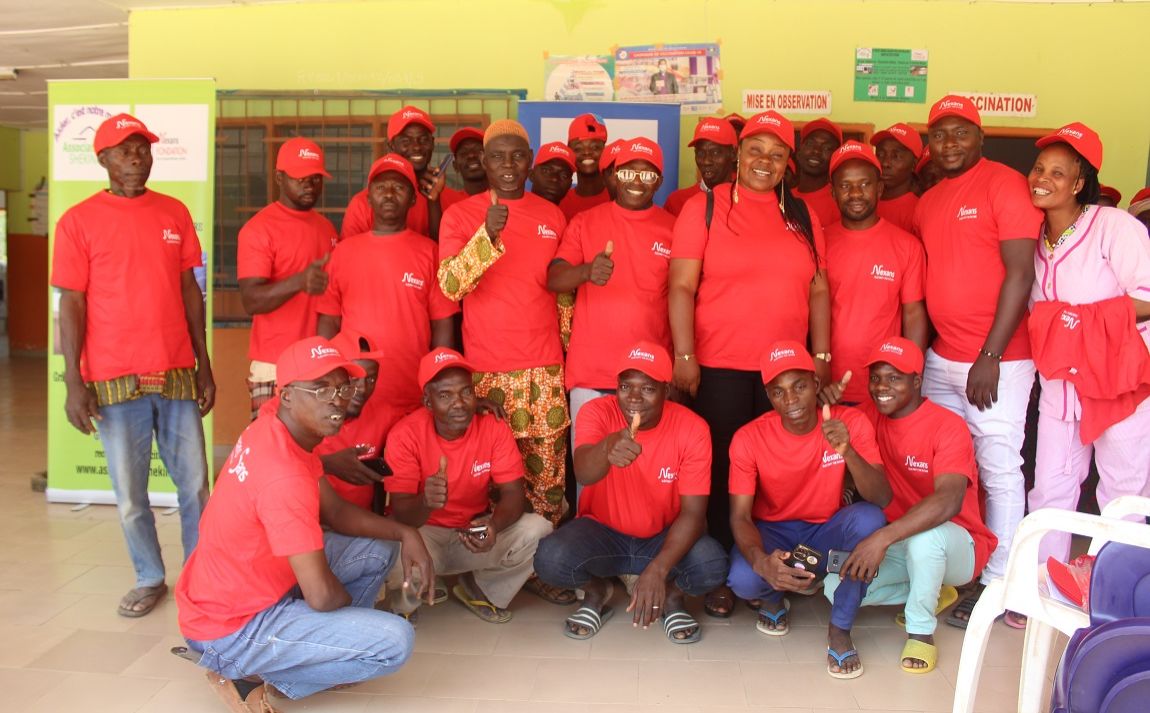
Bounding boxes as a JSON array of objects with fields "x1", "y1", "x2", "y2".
[{"x1": 46, "y1": 79, "x2": 216, "y2": 505}]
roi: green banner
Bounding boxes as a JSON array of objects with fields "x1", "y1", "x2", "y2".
[
  {"x1": 853, "y1": 47, "x2": 928, "y2": 104},
  {"x1": 46, "y1": 79, "x2": 216, "y2": 505}
]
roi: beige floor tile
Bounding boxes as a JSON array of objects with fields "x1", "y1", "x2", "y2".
[
  {"x1": 348, "y1": 652, "x2": 444, "y2": 696},
  {"x1": 65, "y1": 538, "x2": 134, "y2": 566},
  {"x1": 276, "y1": 690, "x2": 373, "y2": 712},
  {"x1": 740, "y1": 661, "x2": 859, "y2": 709},
  {"x1": 125, "y1": 595, "x2": 183, "y2": 635},
  {"x1": 0, "y1": 666, "x2": 59, "y2": 710},
  {"x1": 530, "y1": 657, "x2": 640, "y2": 704},
  {"x1": 780, "y1": 622, "x2": 857, "y2": 664},
  {"x1": 0, "y1": 589, "x2": 86, "y2": 626},
  {"x1": 0, "y1": 559, "x2": 93, "y2": 591},
  {"x1": 494, "y1": 619, "x2": 593, "y2": 659},
  {"x1": 55, "y1": 563, "x2": 144, "y2": 595},
  {"x1": 420, "y1": 654, "x2": 540, "y2": 700},
  {"x1": 689, "y1": 621, "x2": 788, "y2": 662},
  {"x1": 847, "y1": 661, "x2": 957, "y2": 711},
  {"x1": 408, "y1": 608, "x2": 501, "y2": 655},
  {"x1": 133, "y1": 677, "x2": 228, "y2": 713},
  {"x1": 968, "y1": 666, "x2": 1024, "y2": 713},
  {"x1": 589, "y1": 613, "x2": 691, "y2": 661},
  {"x1": 19, "y1": 671, "x2": 167, "y2": 713},
  {"x1": 25, "y1": 628, "x2": 162, "y2": 674},
  {"x1": 45, "y1": 592, "x2": 171, "y2": 632},
  {"x1": 0, "y1": 623, "x2": 77, "y2": 667},
  {"x1": 0, "y1": 535, "x2": 93, "y2": 563},
  {"x1": 121, "y1": 635, "x2": 208, "y2": 681},
  {"x1": 362, "y1": 694, "x2": 477, "y2": 712},
  {"x1": 638, "y1": 659, "x2": 747, "y2": 707}
]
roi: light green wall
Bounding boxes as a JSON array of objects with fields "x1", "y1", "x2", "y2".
[
  {"x1": 129, "y1": 0, "x2": 1150, "y2": 197},
  {"x1": 0, "y1": 126, "x2": 20, "y2": 190},
  {"x1": 2, "y1": 129, "x2": 47, "y2": 234}
]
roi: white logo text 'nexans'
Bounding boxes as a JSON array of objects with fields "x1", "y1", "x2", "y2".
[
  {"x1": 957, "y1": 205, "x2": 978, "y2": 221},
  {"x1": 651, "y1": 241, "x2": 671, "y2": 258},
  {"x1": 116, "y1": 119, "x2": 143, "y2": 130},
  {"x1": 938, "y1": 99, "x2": 966, "y2": 111},
  {"x1": 821, "y1": 450, "x2": 845, "y2": 467},
  {"x1": 657, "y1": 466, "x2": 677, "y2": 484},
  {"x1": 629, "y1": 142, "x2": 654, "y2": 155},
  {"x1": 537, "y1": 224, "x2": 558, "y2": 240},
  {"x1": 434, "y1": 352, "x2": 459, "y2": 364},
  {"x1": 298, "y1": 147, "x2": 321, "y2": 160},
  {"x1": 547, "y1": 145, "x2": 571, "y2": 157},
  {"x1": 1059, "y1": 128, "x2": 1084, "y2": 140},
  {"x1": 401, "y1": 272, "x2": 425, "y2": 289},
  {"x1": 161, "y1": 228, "x2": 181, "y2": 244},
  {"x1": 1060, "y1": 310, "x2": 1081, "y2": 330},
  {"x1": 227, "y1": 440, "x2": 251, "y2": 483},
  {"x1": 401, "y1": 110, "x2": 424, "y2": 120},
  {"x1": 310, "y1": 345, "x2": 340, "y2": 360},
  {"x1": 770, "y1": 347, "x2": 796, "y2": 361},
  {"x1": 628, "y1": 348, "x2": 656, "y2": 362},
  {"x1": 471, "y1": 460, "x2": 492, "y2": 478},
  {"x1": 888, "y1": 125, "x2": 909, "y2": 138},
  {"x1": 839, "y1": 143, "x2": 864, "y2": 155},
  {"x1": 905, "y1": 455, "x2": 929, "y2": 473},
  {"x1": 870, "y1": 264, "x2": 895, "y2": 282},
  {"x1": 757, "y1": 115, "x2": 782, "y2": 127},
  {"x1": 879, "y1": 342, "x2": 904, "y2": 356},
  {"x1": 700, "y1": 122, "x2": 720, "y2": 133}
]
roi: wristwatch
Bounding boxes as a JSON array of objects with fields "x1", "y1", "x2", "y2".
[
  {"x1": 675, "y1": 353, "x2": 695, "y2": 361},
  {"x1": 813, "y1": 353, "x2": 832, "y2": 363}
]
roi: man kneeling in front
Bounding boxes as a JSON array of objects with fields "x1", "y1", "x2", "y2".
[{"x1": 176, "y1": 337, "x2": 434, "y2": 712}]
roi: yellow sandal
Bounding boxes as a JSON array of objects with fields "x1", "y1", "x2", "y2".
[{"x1": 900, "y1": 638, "x2": 938, "y2": 674}]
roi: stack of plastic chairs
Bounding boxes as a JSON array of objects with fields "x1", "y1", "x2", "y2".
[{"x1": 951, "y1": 495, "x2": 1150, "y2": 713}]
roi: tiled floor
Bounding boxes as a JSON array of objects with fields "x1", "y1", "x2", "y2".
[{"x1": 0, "y1": 349, "x2": 1031, "y2": 712}]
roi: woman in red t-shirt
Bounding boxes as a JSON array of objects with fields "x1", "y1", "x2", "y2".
[{"x1": 669, "y1": 110, "x2": 831, "y2": 617}]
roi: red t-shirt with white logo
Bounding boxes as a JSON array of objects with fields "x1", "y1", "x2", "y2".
[
  {"x1": 876, "y1": 399, "x2": 997, "y2": 575},
  {"x1": 664, "y1": 184, "x2": 703, "y2": 217},
  {"x1": 51, "y1": 190, "x2": 202, "y2": 383},
  {"x1": 339, "y1": 188, "x2": 430, "y2": 240},
  {"x1": 914, "y1": 158, "x2": 1042, "y2": 362},
  {"x1": 439, "y1": 192, "x2": 567, "y2": 371},
  {"x1": 315, "y1": 394, "x2": 408, "y2": 510},
  {"x1": 877, "y1": 192, "x2": 919, "y2": 237},
  {"x1": 672, "y1": 185, "x2": 826, "y2": 371},
  {"x1": 729, "y1": 405, "x2": 880, "y2": 523},
  {"x1": 384, "y1": 409, "x2": 524, "y2": 529},
  {"x1": 559, "y1": 188, "x2": 611, "y2": 220},
  {"x1": 797, "y1": 184, "x2": 841, "y2": 228},
  {"x1": 237, "y1": 202, "x2": 337, "y2": 363},
  {"x1": 575, "y1": 396, "x2": 711, "y2": 538},
  {"x1": 176, "y1": 415, "x2": 325, "y2": 641},
  {"x1": 825, "y1": 218, "x2": 925, "y2": 402},
  {"x1": 556, "y1": 202, "x2": 675, "y2": 390},
  {"x1": 316, "y1": 229, "x2": 459, "y2": 413}
]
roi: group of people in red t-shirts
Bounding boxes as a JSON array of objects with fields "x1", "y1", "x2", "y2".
[{"x1": 52, "y1": 97, "x2": 1150, "y2": 710}]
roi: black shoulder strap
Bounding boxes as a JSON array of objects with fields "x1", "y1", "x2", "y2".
[{"x1": 705, "y1": 187, "x2": 715, "y2": 234}]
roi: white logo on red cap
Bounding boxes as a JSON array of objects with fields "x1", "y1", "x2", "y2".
[
  {"x1": 116, "y1": 119, "x2": 143, "y2": 130},
  {"x1": 757, "y1": 115, "x2": 782, "y2": 127},
  {"x1": 547, "y1": 145, "x2": 570, "y2": 156},
  {"x1": 628, "y1": 348, "x2": 656, "y2": 362},
  {"x1": 298, "y1": 147, "x2": 321, "y2": 161},
  {"x1": 879, "y1": 342, "x2": 905, "y2": 356},
  {"x1": 888, "y1": 126, "x2": 909, "y2": 137},
  {"x1": 905, "y1": 454, "x2": 929, "y2": 473},
  {"x1": 434, "y1": 351, "x2": 460, "y2": 364},
  {"x1": 310, "y1": 345, "x2": 340, "y2": 360},
  {"x1": 839, "y1": 143, "x2": 863, "y2": 155},
  {"x1": 700, "y1": 122, "x2": 720, "y2": 133},
  {"x1": 401, "y1": 110, "x2": 425, "y2": 120},
  {"x1": 939, "y1": 99, "x2": 966, "y2": 111},
  {"x1": 770, "y1": 347, "x2": 796, "y2": 361},
  {"x1": 629, "y1": 142, "x2": 654, "y2": 155},
  {"x1": 1059, "y1": 128, "x2": 1084, "y2": 140},
  {"x1": 870, "y1": 264, "x2": 895, "y2": 282}
]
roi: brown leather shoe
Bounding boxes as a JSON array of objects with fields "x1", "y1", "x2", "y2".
[{"x1": 203, "y1": 670, "x2": 279, "y2": 713}]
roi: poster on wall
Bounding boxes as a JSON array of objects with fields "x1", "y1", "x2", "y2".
[
  {"x1": 613, "y1": 43, "x2": 722, "y2": 115},
  {"x1": 853, "y1": 47, "x2": 928, "y2": 104},
  {"x1": 46, "y1": 78, "x2": 216, "y2": 507},
  {"x1": 543, "y1": 54, "x2": 615, "y2": 102}
]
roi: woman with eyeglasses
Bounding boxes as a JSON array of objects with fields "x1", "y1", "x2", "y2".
[
  {"x1": 668, "y1": 110, "x2": 831, "y2": 619},
  {"x1": 1026, "y1": 123, "x2": 1150, "y2": 582}
]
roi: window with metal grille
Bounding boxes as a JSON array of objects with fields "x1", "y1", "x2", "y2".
[{"x1": 213, "y1": 90, "x2": 523, "y2": 323}]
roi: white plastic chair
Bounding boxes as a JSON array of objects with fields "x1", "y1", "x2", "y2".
[{"x1": 951, "y1": 495, "x2": 1150, "y2": 713}]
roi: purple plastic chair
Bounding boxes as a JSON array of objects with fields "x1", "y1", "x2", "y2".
[
  {"x1": 1100, "y1": 670, "x2": 1150, "y2": 713},
  {"x1": 1088, "y1": 542, "x2": 1150, "y2": 623}
]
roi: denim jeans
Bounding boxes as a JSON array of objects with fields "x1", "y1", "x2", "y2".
[
  {"x1": 96, "y1": 394, "x2": 208, "y2": 588},
  {"x1": 187, "y1": 532, "x2": 414, "y2": 700},
  {"x1": 533, "y1": 516, "x2": 730, "y2": 595}
]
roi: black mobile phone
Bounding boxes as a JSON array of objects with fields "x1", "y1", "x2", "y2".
[
  {"x1": 437, "y1": 153, "x2": 454, "y2": 173},
  {"x1": 464, "y1": 525, "x2": 488, "y2": 540},
  {"x1": 362, "y1": 458, "x2": 392, "y2": 477},
  {"x1": 786, "y1": 543, "x2": 824, "y2": 572},
  {"x1": 826, "y1": 549, "x2": 851, "y2": 574}
]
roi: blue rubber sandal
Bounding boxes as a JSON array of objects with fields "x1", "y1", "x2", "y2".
[
  {"x1": 755, "y1": 597, "x2": 791, "y2": 636},
  {"x1": 827, "y1": 646, "x2": 864, "y2": 679}
]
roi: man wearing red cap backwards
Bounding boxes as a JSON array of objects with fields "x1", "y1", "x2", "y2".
[
  {"x1": 558, "y1": 112, "x2": 611, "y2": 219},
  {"x1": 663, "y1": 117, "x2": 738, "y2": 217},
  {"x1": 795, "y1": 117, "x2": 845, "y2": 227},
  {"x1": 912, "y1": 95, "x2": 1043, "y2": 626},
  {"x1": 383, "y1": 347, "x2": 552, "y2": 624},
  {"x1": 1026, "y1": 124, "x2": 1150, "y2": 588},
  {"x1": 340, "y1": 105, "x2": 448, "y2": 240},
  {"x1": 533, "y1": 342, "x2": 728, "y2": 644},
  {"x1": 437, "y1": 119, "x2": 571, "y2": 524},
  {"x1": 1129, "y1": 186, "x2": 1150, "y2": 232},
  {"x1": 870, "y1": 123, "x2": 924, "y2": 235},
  {"x1": 823, "y1": 338, "x2": 996, "y2": 675},
  {"x1": 824, "y1": 141, "x2": 928, "y2": 405},
  {"x1": 727, "y1": 341, "x2": 889, "y2": 679},
  {"x1": 317, "y1": 153, "x2": 458, "y2": 421},
  {"x1": 440, "y1": 127, "x2": 490, "y2": 211},
  {"x1": 175, "y1": 336, "x2": 433, "y2": 712},
  {"x1": 238, "y1": 138, "x2": 338, "y2": 419},
  {"x1": 52, "y1": 113, "x2": 213, "y2": 619}
]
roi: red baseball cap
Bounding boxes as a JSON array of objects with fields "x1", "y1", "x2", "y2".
[
  {"x1": 724, "y1": 112, "x2": 748, "y2": 133},
  {"x1": 615, "y1": 137, "x2": 664, "y2": 173},
  {"x1": 800, "y1": 117, "x2": 843, "y2": 145},
  {"x1": 865, "y1": 337, "x2": 925, "y2": 375},
  {"x1": 928, "y1": 94, "x2": 982, "y2": 128},
  {"x1": 688, "y1": 117, "x2": 737, "y2": 148},
  {"x1": 534, "y1": 141, "x2": 577, "y2": 172},
  {"x1": 277, "y1": 336, "x2": 366, "y2": 390},
  {"x1": 617, "y1": 341, "x2": 672, "y2": 383},
  {"x1": 915, "y1": 147, "x2": 933, "y2": 174},
  {"x1": 829, "y1": 140, "x2": 882, "y2": 177},
  {"x1": 599, "y1": 139, "x2": 624, "y2": 172},
  {"x1": 387, "y1": 106, "x2": 435, "y2": 141},
  {"x1": 329, "y1": 330, "x2": 384, "y2": 363},
  {"x1": 276, "y1": 138, "x2": 332, "y2": 179},
  {"x1": 568, "y1": 113, "x2": 608, "y2": 143},
  {"x1": 367, "y1": 153, "x2": 417, "y2": 188},
  {"x1": 1035, "y1": 122, "x2": 1103, "y2": 171},
  {"x1": 417, "y1": 347, "x2": 475, "y2": 390},
  {"x1": 449, "y1": 127, "x2": 484, "y2": 154},
  {"x1": 760, "y1": 340, "x2": 815, "y2": 385},
  {"x1": 1099, "y1": 185, "x2": 1122, "y2": 205},
  {"x1": 740, "y1": 111, "x2": 796, "y2": 152},
  {"x1": 870, "y1": 123, "x2": 923, "y2": 160},
  {"x1": 93, "y1": 113, "x2": 159, "y2": 155},
  {"x1": 1129, "y1": 187, "x2": 1150, "y2": 216}
]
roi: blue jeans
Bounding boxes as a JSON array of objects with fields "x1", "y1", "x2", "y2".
[
  {"x1": 533, "y1": 517, "x2": 729, "y2": 595},
  {"x1": 187, "y1": 532, "x2": 414, "y2": 700},
  {"x1": 727, "y1": 503, "x2": 886, "y2": 630},
  {"x1": 97, "y1": 394, "x2": 208, "y2": 588}
]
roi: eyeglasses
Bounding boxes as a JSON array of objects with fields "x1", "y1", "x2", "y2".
[
  {"x1": 615, "y1": 168, "x2": 660, "y2": 185},
  {"x1": 288, "y1": 383, "x2": 360, "y2": 404}
]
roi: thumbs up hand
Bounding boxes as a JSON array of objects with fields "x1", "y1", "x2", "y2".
[
  {"x1": 606, "y1": 412, "x2": 643, "y2": 468},
  {"x1": 301, "y1": 252, "x2": 330, "y2": 295},
  {"x1": 424, "y1": 455, "x2": 449, "y2": 509},
  {"x1": 820, "y1": 404, "x2": 851, "y2": 456},
  {"x1": 485, "y1": 190, "x2": 508, "y2": 247},
  {"x1": 587, "y1": 239, "x2": 615, "y2": 286},
  {"x1": 818, "y1": 369, "x2": 852, "y2": 406}
]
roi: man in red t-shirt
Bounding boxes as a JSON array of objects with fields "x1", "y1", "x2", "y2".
[
  {"x1": 870, "y1": 123, "x2": 923, "y2": 235},
  {"x1": 795, "y1": 117, "x2": 843, "y2": 227},
  {"x1": 663, "y1": 117, "x2": 737, "y2": 216},
  {"x1": 317, "y1": 153, "x2": 458, "y2": 417},
  {"x1": 912, "y1": 96, "x2": 1041, "y2": 615},
  {"x1": 824, "y1": 141, "x2": 927, "y2": 404},
  {"x1": 530, "y1": 141, "x2": 576, "y2": 207},
  {"x1": 238, "y1": 137, "x2": 337, "y2": 418},
  {"x1": 51, "y1": 113, "x2": 213, "y2": 620},
  {"x1": 558, "y1": 113, "x2": 611, "y2": 219},
  {"x1": 175, "y1": 336, "x2": 434, "y2": 710},
  {"x1": 727, "y1": 341, "x2": 890, "y2": 679},
  {"x1": 533, "y1": 343, "x2": 728, "y2": 643},
  {"x1": 440, "y1": 127, "x2": 489, "y2": 210},
  {"x1": 383, "y1": 348, "x2": 552, "y2": 624},
  {"x1": 823, "y1": 338, "x2": 997, "y2": 674}
]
